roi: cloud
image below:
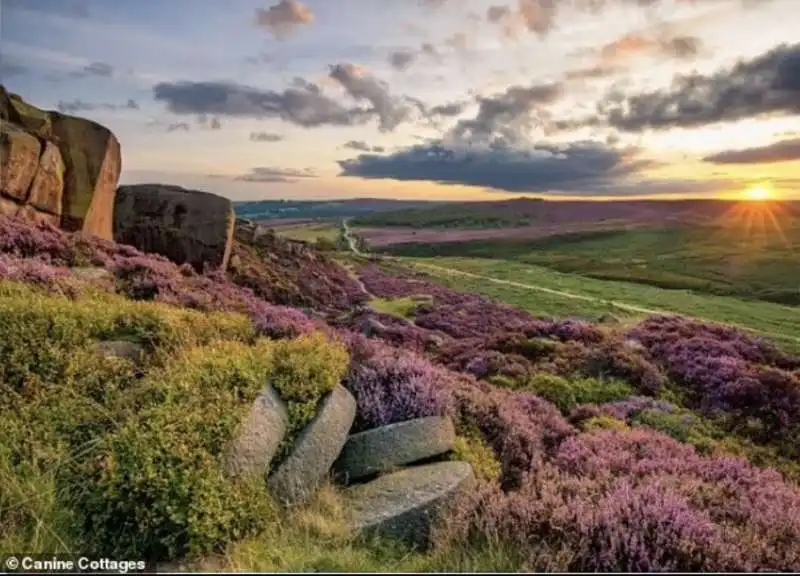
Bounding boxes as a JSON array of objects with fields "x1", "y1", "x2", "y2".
[
  {"x1": 338, "y1": 139, "x2": 661, "y2": 194},
  {"x1": 250, "y1": 131, "x2": 285, "y2": 142},
  {"x1": 518, "y1": 0, "x2": 558, "y2": 38},
  {"x1": 69, "y1": 61, "x2": 115, "y2": 78},
  {"x1": 210, "y1": 117, "x2": 222, "y2": 130},
  {"x1": 57, "y1": 99, "x2": 139, "y2": 113},
  {"x1": 597, "y1": 42, "x2": 800, "y2": 132},
  {"x1": 4, "y1": 0, "x2": 89, "y2": 18},
  {"x1": 153, "y1": 79, "x2": 371, "y2": 128},
  {"x1": 0, "y1": 60, "x2": 28, "y2": 78},
  {"x1": 235, "y1": 166, "x2": 317, "y2": 183},
  {"x1": 343, "y1": 140, "x2": 385, "y2": 153},
  {"x1": 449, "y1": 82, "x2": 563, "y2": 146},
  {"x1": 154, "y1": 64, "x2": 422, "y2": 133},
  {"x1": 428, "y1": 101, "x2": 469, "y2": 117},
  {"x1": 599, "y1": 33, "x2": 703, "y2": 63},
  {"x1": 328, "y1": 63, "x2": 415, "y2": 132},
  {"x1": 389, "y1": 50, "x2": 416, "y2": 71},
  {"x1": 702, "y1": 137, "x2": 800, "y2": 164},
  {"x1": 255, "y1": 0, "x2": 314, "y2": 40},
  {"x1": 166, "y1": 122, "x2": 190, "y2": 132}
]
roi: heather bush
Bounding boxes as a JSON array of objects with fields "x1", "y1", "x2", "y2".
[{"x1": 343, "y1": 337, "x2": 455, "y2": 432}]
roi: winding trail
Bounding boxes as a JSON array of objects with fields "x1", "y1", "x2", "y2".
[{"x1": 341, "y1": 221, "x2": 800, "y2": 346}]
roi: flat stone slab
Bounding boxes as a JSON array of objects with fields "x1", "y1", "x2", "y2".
[
  {"x1": 345, "y1": 461, "x2": 475, "y2": 550},
  {"x1": 225, "y1": 387, "x2": 289, "y2": 479},
  {"x1": 333, "y1": 416, "x2": 456, "y2": 483},
  {"x1": 268, "y1": 384, "x2": 356, "y2": 506},
  {"x1": 95, "y1": 340, "x2": 145, "y2": 363}
]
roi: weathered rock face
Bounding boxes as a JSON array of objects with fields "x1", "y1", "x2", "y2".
[
  {"x1": 225, "y1": 387, "x2": 289, "y2": 479},
  {"x1": 114, "y1": 184, "x2": 236, "y2": 272},
  {"x1": 0, "y1": 85, "x2": 120, "y2": 239},
  {"x1": 51, "y1": 112, "x2": 121, "y2": 239}
]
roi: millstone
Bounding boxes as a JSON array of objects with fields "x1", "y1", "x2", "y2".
[
  {"x1": 333, "y1": 416, "x2": 456, "y2": 484},
  {"x1": 268, "y1": 384, "x2": 356, "y2": 506},
  {"x1": 345, "y1": 460, "x2": 475, "y2": 550},
  {"x1": 225, "y1": 387, "x2": 289, "y2": 478}
]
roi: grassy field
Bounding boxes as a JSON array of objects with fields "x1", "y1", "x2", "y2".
[
  {"x1": 399, "y1": 256, "x2": 800, "y2": 353},
  {"x1": 275, "y1": 223, "x2": 342, "y2": 244},
  {"x1": 386, "y1": 224, "x2": 800, "y2": 306}
]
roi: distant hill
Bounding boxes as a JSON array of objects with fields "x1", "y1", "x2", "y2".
[{"x1": 234, "y1": 198, "x2": 447, "y2": 222}]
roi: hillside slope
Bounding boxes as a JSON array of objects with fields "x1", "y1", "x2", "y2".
[{"x1": 2, "y1": 214, "x2": 800, "y2": 572}]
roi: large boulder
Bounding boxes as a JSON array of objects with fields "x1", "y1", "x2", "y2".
[
  {"x1": 345, "y1": 461, "x2": 475, "y2": 550},
  {"x1": 268, "y1": 385, "x2": 356, "y2": 506},
  {"x1": 51, "y1": 112, "x2": 121, "y2": 239},
  {"x1": 114, "y1": 184, "x2": 236, "y2": 272},
  {"x1": 333, "y1": 416, "x2": 457, "y2": 483},
  {"x1": 0, "y1": 86, "x2": 121, "y2": 238}
]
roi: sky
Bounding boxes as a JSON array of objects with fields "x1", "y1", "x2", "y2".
[{"x1": 1, "y1": 0, "x2": 798, "y2": 202}]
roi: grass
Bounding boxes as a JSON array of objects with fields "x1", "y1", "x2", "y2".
[
  {"x1": 369, "y1": 295, "x2": 433, "y2": 320},
  {"x1": 276, "y1": 224, "x2": 342, "y2": 244},
  {"x1": 400, "y1": 257, "x2": 800, "y2": 353},
  {"x1": 385, "y1": 224, "x2": 800, "y2": 306}
]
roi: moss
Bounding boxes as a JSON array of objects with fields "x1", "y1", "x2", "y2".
[{"x1": 5, "y1": 91, "x2": 53, "y2": 139}]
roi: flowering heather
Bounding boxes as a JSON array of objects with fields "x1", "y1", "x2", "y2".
[
  {"x1": 342, "y1": 334, "x2": 455, "y2": 432},
  {"x1": 439, "y1": 428, "x2": 800, "y2": 572}
]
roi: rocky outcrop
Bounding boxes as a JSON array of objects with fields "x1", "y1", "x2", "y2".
[
  {"x1": 333, "y1": 416, "x2": 456, "y2": 482},
  {"x1": 114, "y1": 184, "x2": 236, "y2": 272},
  {"x1": 268, "y1": 385, "x2": 356, "y2": 506},
  {"x1": 344, "y1": 461, "x2": 475, "y2": 550},
  {"x1": 0, "y1": 86, "x2": 121, "y2": 239}
]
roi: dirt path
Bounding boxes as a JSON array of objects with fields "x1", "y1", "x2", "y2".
[{"x1": 343, "y1": 224, "x2": 800, "y2": 346}]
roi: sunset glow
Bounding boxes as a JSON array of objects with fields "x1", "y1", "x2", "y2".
[{"x1": 744, "y1": 184, "x2": 774, "y2": 201}]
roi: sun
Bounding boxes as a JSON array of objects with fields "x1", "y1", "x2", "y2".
[{"x1": 743, "y1": 184, "x2": 774, "y2": 201}]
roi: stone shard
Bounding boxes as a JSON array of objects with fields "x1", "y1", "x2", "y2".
[
  {"x1": 334, "y1": 416, "x2": 456, "y2": 484},
  {"x1": 226, "y1": 387, "x2": 289, "y2": 479},
  {"x1": 95, "y1": 340, "x2": 146, "y2": 364},
  {"x1": 27, "y1": 141, "x2": 65, "y2": 217},
  {"x1": 114, "y1": 184, "x2": 236, "y2": 272},
  {"x1": 268, "y1": 385, "x2": 356, "y2": 506},
  {"x1": 50, "y1": 111, "x2": 121, "y2": 240},
  {"x1": 345, "y1": 461, "x2": 475, "y2": 550},
  {"x1": 1, "y1": 122, "x2": 41, "y2": 202}
]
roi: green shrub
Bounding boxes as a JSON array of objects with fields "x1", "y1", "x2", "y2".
[
  {"x1": 524, "y1": 373, "x2": 633, "y2": 413},
  {"x1": 581, "y1": 415, "x2": 631, "y2": 433},
  {"x1": 269, "y1": 333, "x2": 350, "y2": 463},
  {"x1": 451, "y1": 434, "x2": 502, "y2": 483}
]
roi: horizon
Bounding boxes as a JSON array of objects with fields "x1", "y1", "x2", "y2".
[{"x1": 3, "y1": 0, "x2": 798, "y2": 202}]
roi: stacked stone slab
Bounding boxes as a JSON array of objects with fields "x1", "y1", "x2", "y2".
[
  {"x1": 114, "y1": 184, "x2": 237, "y2": 272},
  {"x1": 0, "y1": 85, "x2": 121, "y2": 239},
  {"x1": 226, "y1": 386, "x2": 474, "y2": 549},
  {"x1": 333, "y1": 416, "x2": 474, "y2": 549}
]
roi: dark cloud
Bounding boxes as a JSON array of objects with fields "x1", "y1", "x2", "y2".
[
  {"x1": 338, "y1": 139, "x2": 660, "y2": 193},
  {"x1": 518, "y1": 0, "x2": 558, "y2": 38},
  {"x1": 210, "y1": 117, "x2": 222, "y2": 130},
  {"x1": 57, "y1": 99, "x2": 139, "y2": 114},
  {"x1": 245, "y1": 53, "x2": 274, "y2": 66},
  {"x1": 429, "y1": 101, "x2": 469, "y2": 117},
  {"x1": 254, "y1": 0, "x2": 314, "y2": 40},
  {"x1": 343, "y1": 140, "x2": 385, "y2": 153},
  {"x1": 328, "y1": 63, "x2": 414, "y2": 132},
  {"x1": 421, "y1": 42, "x2": 440, "y2": 58},
  {"x1": 250, "y1": 131, "x2": 285, "y2": 142},
  {"x1": 565, "y1": 63, "x2": 624, "y2": 81},
  {"x1": 702, "y1": 138, "x2": 800, "y2": 164},
  {"x1": 153, "y1": 79, "x2": 370, "y2": 128},
  {"x1": 155, "y1": 64, "x2": 419, "y2": 133},
  {"x1": 236, "y1": 166, "x2": 317, "y2": 183},
  {"x1": 389, "y1": 50, "x2": 416, "y2": 71},
  {"x1": 598, "y1": 42, "x2": 800, "y2": 132},
  {"x1": 450, "y1": 82, "x2": 563, "y2": 146},
  {"x1": 166, "y1": 122, "x2": 190, "y2": 133}
]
